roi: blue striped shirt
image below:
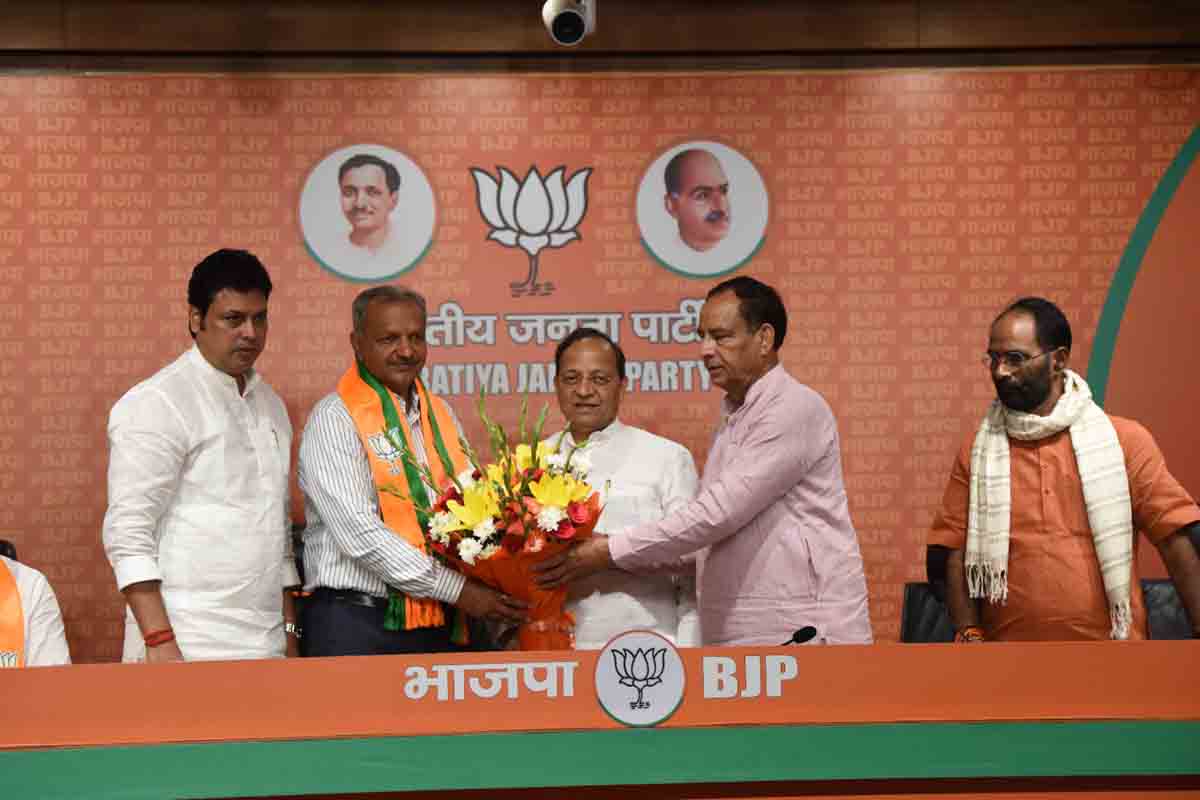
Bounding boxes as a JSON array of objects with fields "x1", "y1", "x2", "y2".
[{"x1": 298, "y1": 391, "x2": 466, "y2": 603}]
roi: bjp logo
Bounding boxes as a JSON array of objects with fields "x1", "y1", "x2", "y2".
[
  {"x1": 611, "y1": 646, "x2": 668, "y2": 710},
  {"x1": 595, "y1": 630, "x2": 686, "y2": 727},
  {"x1": 470, "y1": 165, "x2": 591, "y2": 298}
]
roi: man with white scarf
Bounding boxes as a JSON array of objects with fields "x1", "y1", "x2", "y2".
[{"x1": 930, "y1": 297, "x2": 1200, "y2": 641}]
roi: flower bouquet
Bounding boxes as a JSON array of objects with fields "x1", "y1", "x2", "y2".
[{"x1": 385, "y1": 395, "x2": 602, "y2": 650}]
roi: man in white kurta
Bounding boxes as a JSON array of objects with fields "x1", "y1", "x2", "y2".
[
  {"x1": 0, "y1": 555, "x2": 71, "y2": 667},
  {"x1": 102, "y1": 250, "x2": 298, "y2": 662},
  {"x1": 548, "y1": 328, "x2": 701, "y2": 649}
]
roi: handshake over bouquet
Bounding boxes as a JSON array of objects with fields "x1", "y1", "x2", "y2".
[{"x1": 385, "y1": 396, "x2": 604, "y2": 650}]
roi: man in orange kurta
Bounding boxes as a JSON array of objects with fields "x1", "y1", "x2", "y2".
[{"x1": 929, "y1": 298, "x2": 1200, "y2": 641}]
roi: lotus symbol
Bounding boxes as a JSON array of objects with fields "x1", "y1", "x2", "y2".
[
  {"x1": 470, "y1": 165, "x2": 591, "y2": 297},
  {"x1": 368, "y1": 429, "x2": 405, "y2": 474},
  {"x1": 611, "y1": 647, "x2": 667, "y2": 710}
]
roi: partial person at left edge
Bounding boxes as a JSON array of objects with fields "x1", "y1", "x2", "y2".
[
  {"x1": 102, "y1": 249, "x2": 300, "y2": 663},
  {"x1": 0, "y1": 548, "x2": 71, "y2": 667}
]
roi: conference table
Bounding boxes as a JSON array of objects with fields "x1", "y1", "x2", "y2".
[{"x1": 2, "y1": 640, "x2": 1197, "y2": 799}]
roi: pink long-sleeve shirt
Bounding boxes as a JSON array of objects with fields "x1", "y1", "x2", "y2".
[{"x1": 610, "y1": 365, "x2": 873, "y2": 645}]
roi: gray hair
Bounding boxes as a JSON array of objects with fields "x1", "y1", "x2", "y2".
[{"x1": 351, "y1": 285, "x2": 427, "y2": 334}]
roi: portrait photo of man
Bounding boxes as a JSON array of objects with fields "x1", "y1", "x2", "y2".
[
  {"x1": 636, "y1": 140, "x2": 769, "y2": 279},
  {"x1": 664, "y1": 148, "x2": 732, "y2": 253},
  {"x1": 299, "y1": 144, "x2": 437, "y2": 283},
  {"x1": 339, "y1": 153, "x2": 403, "y2": 257}
]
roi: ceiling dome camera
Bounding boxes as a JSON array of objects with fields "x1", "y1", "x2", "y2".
[{"x1": 542, "y1": 0, "x2": 595, "y2": 47}]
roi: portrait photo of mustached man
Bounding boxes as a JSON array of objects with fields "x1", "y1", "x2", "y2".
[
  {"x1": 636, "y1": 140, "x2": 768, "y2": 279},
  {"x1": 664, "y1": 147, "x2": 732, "y2": 253}
]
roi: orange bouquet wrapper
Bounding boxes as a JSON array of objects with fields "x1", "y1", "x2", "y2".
[
  {"x1": 456, "y1": 522, "x2": 595, "y2": 651},
  {"x1": 389, "y1": 392, "x2": 606, "y2": 651}
]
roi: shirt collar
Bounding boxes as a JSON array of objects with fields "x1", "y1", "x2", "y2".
[
  {"x1": 400, "y1": 388, "x2": 421, "y2": 421},
  {"x1": 563, "y1": 418, "x2": 624, "y2": 449},
  {"x1": 186, "y1": 344, "x2": 261, "y2": 397},
  {"x1": 721, "y1": 363, "x2": 784, "y2": 421}
]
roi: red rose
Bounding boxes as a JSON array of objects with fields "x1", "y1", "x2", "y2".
[
  {"x1": 567, "y1": 501, "x2": 589, "y2": 524},
  {"x1": 437, "y1": 487, "x2": 461, "y2": 510}
]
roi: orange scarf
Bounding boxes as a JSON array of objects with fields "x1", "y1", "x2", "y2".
[
  {"x1": 0, "y1": 558, "x2": 24, "y2": 668},
  {"x1": 338, "y1": 363, "x2": 469, "y2": 630}
]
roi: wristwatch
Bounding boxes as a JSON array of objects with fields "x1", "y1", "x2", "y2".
[{"x1": 285, "y1": 622, "x2": 302, "y2": 639}]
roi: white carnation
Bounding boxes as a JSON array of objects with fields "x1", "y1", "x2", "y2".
[
  {"x1": 457, "y1": 536, "x2": 483, "y2": 565},
  {"x1": 568, "y1": 452, "x2": 592, "y2": 478},
  {"x1": 478, "y1": 543, "x2": 501, "y2": 561},
  {"x1": 537, "y1": 505, "x2": 566, "y2": 532},
  {"x1": 430, "y1": 511, "x2": 455, "y2": 535},
  {"x1": 545, "y1": 452, "x2": 567, "y2": 471},
  {"x1": 456, "y1": 469, "x2": 477, "y2": 491},
  {"x1": 472, "y1": 518, "x2": 497, "y2": 540}
]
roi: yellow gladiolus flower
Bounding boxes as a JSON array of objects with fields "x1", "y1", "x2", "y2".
[
  {"x1": 485, "y1": 463, "x2": 507, "y2": 487},
  {"x1": 514, "y1": 441, "x2": 554, "y2": 473},
  {"x1": 528, "y1": 472, "x2": 592, "y2": 509},
  {"x1": 446, "y1": 485, "x2": 500, "y2": 531}
]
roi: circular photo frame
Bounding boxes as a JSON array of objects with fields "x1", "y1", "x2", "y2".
[
  {"x1": 299, "y1": 144, "x2": 436, "y2": 283},
  {"x1": 636, "y1": 140, "x2": 769, "y2": 279}
]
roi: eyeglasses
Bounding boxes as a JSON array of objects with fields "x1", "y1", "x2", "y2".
[{"x1": 981, "y1": 349, "x2": 1058, "y2": 370}]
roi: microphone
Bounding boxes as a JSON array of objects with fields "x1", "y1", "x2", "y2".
[{"x1": 780, "y1": 626, "x2": 818, "y2": 646}]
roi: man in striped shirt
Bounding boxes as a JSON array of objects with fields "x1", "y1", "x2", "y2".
[{"x1": 297, "y1": 286, "x2": 526, "y2": 656}]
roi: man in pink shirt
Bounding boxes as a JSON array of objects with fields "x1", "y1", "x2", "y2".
[{"x1": 537, "y1": 276, "x2": 872, "y2": 645}]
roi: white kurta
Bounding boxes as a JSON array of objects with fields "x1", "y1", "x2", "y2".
[
  {"x1": 547, "y1": 420, "x2": 701, "y2": 649},
  {"x1": 1, "y1": 555, "x2": 71, "y2": 667},
  {"x1": 103, "y1": 346, "x2": 297, "y2": 662}
]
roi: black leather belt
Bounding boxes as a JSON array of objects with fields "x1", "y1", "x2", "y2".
[{"x1": 310, "y1": 587, "x2": 390, "y2": 609}]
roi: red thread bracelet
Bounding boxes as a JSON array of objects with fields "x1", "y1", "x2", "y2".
[{"x1": 144, "y1": 628, "x2": 175, "y2": 647}]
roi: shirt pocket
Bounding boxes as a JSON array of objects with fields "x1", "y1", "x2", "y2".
[
  {"x1": 1054, "y1": 466, "x2": 1093, "y2": 540},
  {"x1": 757, "y1": 530, "x2": 819, "y2": 603},
  {"x1": 252, "y1": 417, "x2": 288, "y2": 492},
  {"x1": 599, "y1": 485, "x2": 659, "y2": 531}
]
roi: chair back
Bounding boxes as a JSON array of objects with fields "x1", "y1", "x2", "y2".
[
  {"x1": 899, "y1": 582, "x2": 955, "y2": 643},
  {"x1": 900, "y1": 578, "x2": 1193, "y2": 641},
  {"x1": 1143, "y1": 579, "x2": 1193, "y2": 640}
]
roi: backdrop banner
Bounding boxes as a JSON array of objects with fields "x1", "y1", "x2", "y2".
[{"x1": 0, "y1": 66, "x2": 1196, "y2": 660}]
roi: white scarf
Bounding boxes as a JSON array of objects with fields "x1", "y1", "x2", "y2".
[{"x1": 966, "y1": 369, "x2": 1134, "y2": 639}]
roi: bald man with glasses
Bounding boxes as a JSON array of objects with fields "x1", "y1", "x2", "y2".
[{"x1": 928, "y1": 297, "x2": 1200, "y2": 642}]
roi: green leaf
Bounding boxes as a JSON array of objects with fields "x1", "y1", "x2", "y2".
[{"x1": 531, "y1": 401, "x2": 550, "y2": 445}]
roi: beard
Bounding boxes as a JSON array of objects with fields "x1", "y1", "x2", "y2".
[{"x1": 994, "y1": 362, "x2": 1053, "y2": 413}]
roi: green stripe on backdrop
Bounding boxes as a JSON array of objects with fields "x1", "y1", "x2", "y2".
[
  {"x1": 1087, "y1": 124, "x2": 1200, "y2": 407},
  {"x1": 2, "y1": 721, "x2": 1198, "y2": 800}
]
